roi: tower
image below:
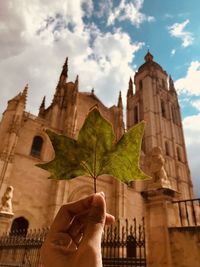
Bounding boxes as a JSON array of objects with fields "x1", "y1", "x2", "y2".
[
  {"x1": 0, "y1": 85, "x2": 28, "y2": 191},
  {"x1": 126, "y1": 51, "x2": 193, "y2": 199},
  {"x1": 38, "y1": 58, "x2": 78, "y2": 138}
]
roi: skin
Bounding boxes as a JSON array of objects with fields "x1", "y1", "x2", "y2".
[{"x1": 41, "y1": 192, "x2": 115, "y2": 267}]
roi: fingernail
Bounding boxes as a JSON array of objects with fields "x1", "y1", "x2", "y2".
[{"x1": 99, "y1": 192, "x2": 105, "y2": 197}]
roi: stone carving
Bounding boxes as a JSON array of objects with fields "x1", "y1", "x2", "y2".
[
  {"x1": 0, "y1": 186, "x2": 14, "y2": 214},
  {"x1": 146, "y1": 147, "x2": 171, "y2": 189}
]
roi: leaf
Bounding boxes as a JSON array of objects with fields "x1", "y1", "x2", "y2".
[
  {"x1": 37, "y1": 108, "x2": 115, "y2": 179},
  {"x1": 77, "y1": 108, "x2": 115, "y2": 178},
  {"x1": 37, "y1": 130, "x2": 85, "y2": 179},
  {"x1": 102, "y1": 122, "x2": 150, "y2": 183},
  {"x1": 37, "y1": 107, "x2": 149, "y2": 186}
]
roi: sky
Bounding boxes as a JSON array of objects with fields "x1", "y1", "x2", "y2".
[{"x1": 0, "y1": 0, "x2": 199, "y2": 196}]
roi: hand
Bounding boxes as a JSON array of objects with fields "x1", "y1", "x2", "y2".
[{"x1": 41, "y1": 192, "x2": 115, "y2": 267}]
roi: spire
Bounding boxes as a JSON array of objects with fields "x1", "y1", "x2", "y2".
[
  {"x1": 59, "y1": 57, "x2": 68, "y2": 85},
  {"x1": 169, "y1": 75, "x2": 176, "y2": 91},
  {"x1": 75, "y1": 75, "x2": 79, "y2": 87},
  {"x1": 62, "y1": 57, "x2": 68, "y2": 77},
  {"x1": 39, "y1": 96, "x2": 46, "y2": 117},
  {"x1": 127, "y1": 77, "x2": 133, "y2": 97},
  {"x1": 22, "y1": 84, "x2": 28, "y2": 97},
  {"x1": 21, "y1": 84, "x2": 28, "y2": 103},
  {"x1": 118, "y1": 91, "x2": 123, "y2": 108},
  {"x1": 40, "y1": 96, "x2": 46, "y2": 109},
  {"x1": 73, "y1": 75, "x2": 79, "y2": 93},
  {"x1": 144, "y1": 50, "x2": 153, "y2": 62}
]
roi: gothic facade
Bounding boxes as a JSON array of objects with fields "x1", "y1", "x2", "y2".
[{"x1": 0, "y1": 52, "x2": 194, "y2": 230}]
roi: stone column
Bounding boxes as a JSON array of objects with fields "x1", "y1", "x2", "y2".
[
  {"x1": 114, "y1": 180, "x2": 126, "y2": 218},
  {"x1": 0, "y1": 211, "x2": 14, "y2": 235},
  {"x1": 142, "y1": 188, "x2": 178, "y2": 267}
]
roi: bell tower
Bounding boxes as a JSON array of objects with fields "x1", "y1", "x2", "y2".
[{"x1": 127, "y1": 51, "x2": 193, "y2": 199}]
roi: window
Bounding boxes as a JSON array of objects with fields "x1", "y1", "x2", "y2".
[
  {"x1": 31, "y1": 136, "x2": 43, "y2": 157},
  {"x1": 161, "y1": 100, "x2": 166, "y2": 118},
  {"x1": 134, "y1": 105, "x2": 139, "y2": 124},
  {"x1": 141, "y1": 138, "x2": 146, "y2": 153},
  {"x1": 177, "y1": 147, "x2": 182, "y2": 161},
  {"x1": 139, "y1": 80, "x2": 143, "y2": 90},
  {"x1": 10, "y1": 217, "x2": 29, "y2": 236},
  {"x1": 165, "y1": 141, "x2": 170, "y2": 156},
  {"x1": 171, "y1": 106, "x2": 176, "y2": 124},
  {"x1": 162, "y1": 79, "x2": 165, "y2": 88}
]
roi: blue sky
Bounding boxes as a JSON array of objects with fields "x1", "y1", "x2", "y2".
[{"x1": 0, "y1": 0, "x2": 199, "y2": 196}]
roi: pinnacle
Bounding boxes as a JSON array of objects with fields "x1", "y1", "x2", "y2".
[
  {"x1": 118, "y1": 91, "x2": 123, "y2": 108},
  {"x1": 21, "y1": 84, "x2": 28, "y2": 103}
]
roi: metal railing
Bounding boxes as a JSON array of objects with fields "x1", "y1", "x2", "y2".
[
  {"x1": 0, "y1": 228, "x2": 48, "y2": 267},
  {"x1": 102, "y1": 218, "x2": 146, "y2": 266},
  {"x1": 172, "y1": 198, "x2": 200, "y2": 227},
  {"x1": 0, "y1": 218, "x2": 146, "y2": 267}
]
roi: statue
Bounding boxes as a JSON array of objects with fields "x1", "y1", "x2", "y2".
[
  {"x1": 0, "y1": 185, "x2": 14, "y2": 214},
  {"x1": 146, "y1": 147, "x2": 171, "y2": 189}
]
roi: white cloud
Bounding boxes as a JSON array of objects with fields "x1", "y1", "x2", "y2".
[
  {"x1": 175, "y1": 61, "x2": 200, "y2": 95},
  {"x1": 95, "y1": 0, "x2": 113, "y2": 18},
  {"x1": 192, "y1": 99, "x2": 200, "y2": 111},
  {"x1": 107, "y1": 0, "x2": 155, "y2": 27},
  {"x1": 175, "y1": 60, "x2": 200, "y2": 196},
  {"x1": 168, "y1": 19, "x2": 194, "y2": 47},
  {"x1": 183, "y1": 114, "x2": 200, "y2": 197},
  {"x1": 0, "y1": 0, "x2": 143, "y2": 116},
  {"x1": 171, "y1": 49, "x2": 176, "y2": 56}
]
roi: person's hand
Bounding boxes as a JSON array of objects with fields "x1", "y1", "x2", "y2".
[{"x1": 41, "y1": 192, "x2": 115, "y2": 267}]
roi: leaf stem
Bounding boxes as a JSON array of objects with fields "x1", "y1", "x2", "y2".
[{"x1": 94, "y1": 176, "x2": 97, "y2": 193}]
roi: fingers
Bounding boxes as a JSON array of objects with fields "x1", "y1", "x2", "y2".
[
  {"x1": 105, "y1": 213, "x2": 115, "y2": 225},
  {"x1": 81, "y1": 192, "x2": 106, "y2": 246},
  {"x1": 41, "y1": 232, "x2": 77, "y2": 260},
  {"x1": 48, "y1": 192, "x2": 115, "y2": 252},
  {"x1": 50, "y1": 194, "x2": 94, "y2": 233}
]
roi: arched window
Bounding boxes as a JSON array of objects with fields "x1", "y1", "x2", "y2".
[
  {"x1": 139, "y1": 80, "x2": 143, "y2": 90},
  {"x1": 177, "y1": 147, "x2": 182, "y2": 161},
  {"x1": 162, "y1": 79, "x2": 165, "y2": 88},
  {"x1": 165, "y1": 141, "x2": 170, "y2": 156},
  {"x1": 161, "y1": 100, "x2": 166, "y2": 118},
  {"x1": 171, "y1": 105, "x2": 177, "y2": 124},
  {"x1": 10, "y1": 216, "x2": 29, "y2": 236},
  {"x1": 134, "y1": 105, "x2": 139, "y2": 124},
  {"x1": 141, "y1": 138, "x2": 146, "y2": 153},
  {"x1": 31, "y1": 136, "x2": 43, "y2": 157}
]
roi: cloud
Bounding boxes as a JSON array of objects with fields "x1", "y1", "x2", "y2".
[
  {"x1": 183, "y1": 114, "x2": 200, "y2": 197},
  {"x1": 0, "y1": 0, "x2": 143, "y2": 116},
  {"x1": 168, "y1": 19, "x2": 194, "y2": 47},
  {"x1": 175, "y1": 60, "x2": 200, "y2": 196},
  {"x1": 175, "y1": 61, "x2": 200, "y2": 95},
  {"x1": 191, "y1": 99, "x2": 200, "y2": 111},
  {"x1": 107, "y1": 0, "x2": 155, "y2": 27},
  {"x1": 171, "y1": 49, "x2": 176, "y2": 56},
  {"x1": 95, "y1": 0, "x2": 113, "y2": 18}
]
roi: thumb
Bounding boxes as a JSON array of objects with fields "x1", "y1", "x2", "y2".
[{"x1": 82, "y1": 192, "x2": 106, "y2": 246}]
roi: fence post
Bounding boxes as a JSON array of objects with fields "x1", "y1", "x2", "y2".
[{"x1": 142, "y1": 188, "x2": 178, "y2": 267}]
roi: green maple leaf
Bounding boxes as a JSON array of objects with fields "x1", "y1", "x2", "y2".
[
  {"x1": 102, "y1": 122, "x2": 149, "y2": 183},
  {"x1": 37, "y1": 107, "x2": 149, "y2": 191}
]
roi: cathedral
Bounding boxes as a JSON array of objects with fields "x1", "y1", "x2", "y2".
[{"x1": 0, "y1": 51, "x2": 194, "y2": 232}]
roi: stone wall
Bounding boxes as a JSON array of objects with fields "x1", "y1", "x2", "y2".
[{"x1": 169, "y1": 227, "x2": 200, "y2": 267}]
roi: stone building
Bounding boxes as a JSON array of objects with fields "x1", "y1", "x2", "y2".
[{"x1": 0, "y1": 51, "x2": 194, "y2": 232}]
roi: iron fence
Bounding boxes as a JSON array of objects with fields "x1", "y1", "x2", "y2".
[
  {"x1": 0, "y1": 218, "x2": 146, "y2": 267},
  {"x1": 102, "y1": 218, "x2": 146, "y2": 266},
  {"x1": 172, "y1": 198, "x2": 200, "y2": 227},
  {"x1": 0, "y1": 228, "x2": 48, "y2": 267}
]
